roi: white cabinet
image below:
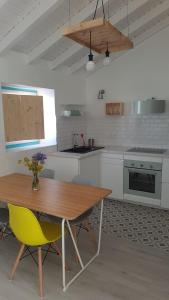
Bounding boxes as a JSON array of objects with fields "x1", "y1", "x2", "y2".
[
  {"x1": 161, "y1": 158, "x2": 169, "y2": 209},
  {"x1": 46, "y1": 155, "x2": 79, "y2": 181},
  {"x1": 79, "y1": 154, "x2": 100, "y2": 186},
  {"x1": 46, "y1": 153, "x2": 100, "y2": 184},
  {"x1": 161, "y1": 183, "x2": 169, "y2": 209},
  {"x1": 162, "y1": 158, "x2": 169, "y2": 183},
  {"x1": 100, "y1": 153, "x2": 123, "y2": 199}
]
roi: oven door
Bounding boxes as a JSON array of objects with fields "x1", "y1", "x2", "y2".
[{"x1": 124, "y1": 167, "x2": 161, "y2": 199}]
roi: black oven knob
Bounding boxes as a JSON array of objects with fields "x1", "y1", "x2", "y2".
[
  {"x1": 150, "y1": 165, "x2": 153, "y2": 168},
  {"x1": 140, "y1": 164, "x2": 143, "y2": 167},
  {"x1": 131, "y1": 163, "x2": 135, "y2": 166}
]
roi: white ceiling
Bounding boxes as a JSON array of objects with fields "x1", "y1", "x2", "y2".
[{"x1": 0, "y1": 0, "x2": 169, "y2": 74}]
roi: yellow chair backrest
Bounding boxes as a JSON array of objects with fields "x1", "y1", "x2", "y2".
[{"x1": 8, "y1": 203, "x2": 47, "y2": 246}]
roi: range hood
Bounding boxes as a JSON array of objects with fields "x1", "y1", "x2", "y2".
[{"x1": 133, "y1": 98, "x2": 166, "y2": 115}]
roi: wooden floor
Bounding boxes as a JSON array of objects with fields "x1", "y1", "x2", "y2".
[{"x1": 0, "y1": 233, "x2": 169, "y2": 300}]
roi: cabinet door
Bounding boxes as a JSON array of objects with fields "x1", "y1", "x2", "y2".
[
  {"x1": 161, "y1": 183, "x2": 169, "y2": 209},
  {"x1": 101, "y1": 157, "x2": 123, "y2": 199},
  {"x1": 162, "y1": 158, "x2": 169, "y2": 183},
  {"x1": 79, "y1": 154, "x2": 100, "y2": 186}
]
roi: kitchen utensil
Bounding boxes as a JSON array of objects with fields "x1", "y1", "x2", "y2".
[
  {"x1": 88, "y1": 138, "x2": 95, "y2": 148},
  {"x1": 80, "y1": 133, "x2": 85, "y2": 146}
]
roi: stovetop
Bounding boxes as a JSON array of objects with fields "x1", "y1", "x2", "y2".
[{"x1": 127, "y1": 147, "x2": 167, "y2": 154}]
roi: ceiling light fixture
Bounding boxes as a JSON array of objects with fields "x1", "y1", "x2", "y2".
[
  {"x1": 86, "y1": 31, "x2": 95, "y2": 71},
  {"x1": 103, "y1": 42, "x2": 111, "y2": 66},
  {"x1": 64, "y1": 0, "x2": 133, "y2": 72}
]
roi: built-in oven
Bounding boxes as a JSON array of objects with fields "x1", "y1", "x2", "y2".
[{"x1": 124, "y1": 160, "x2": 162, "y2": 200}]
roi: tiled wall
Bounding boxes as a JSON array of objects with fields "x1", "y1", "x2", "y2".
[
  {"x1": 57, "y1": 116, "x2": 87, "y2": 150},
  {"x1": 86, "y1": 114, "x2": 169, "y2": 148},
  {"x1": 57, "y1": 114, "x2": 169, "y2": 149}
]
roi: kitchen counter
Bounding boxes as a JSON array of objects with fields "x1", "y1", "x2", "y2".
[
  {"x1": 104, "y1": 145, "x2": 169, "y2": 159},
  {"x1": 102, "y1": 145, "x2": 129, "y2": 154},
  {"x1": 47, "y1": 145, "x2": 169, "y2": 210},
  {"x1": 49, "y1": 145, "x2": 169, "y2": 160},
  {"x1": 49, "y1": 148, "x2": 103, "y2": 159}
]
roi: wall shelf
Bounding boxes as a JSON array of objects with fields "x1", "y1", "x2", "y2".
[
  {"x1": 106, "y1": 102, "x2": 124, "y2": 116},
  {"x1": 60, "y1": 104, "x2": 85, "y2": 117}
]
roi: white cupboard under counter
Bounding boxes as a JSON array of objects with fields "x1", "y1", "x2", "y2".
[
  {"x1": 161, "y1": 158, "x2": 169, "y2": 209},
  {"x1": 100, "y1": 152, "x2": 123, "y2": 200},
  {"x1": 46, "y1": 151, "x2": 101, "y2": 185}
]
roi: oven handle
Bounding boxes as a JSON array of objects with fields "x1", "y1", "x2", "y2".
[{"x1": 124, "y1": 166, "x2": 161, "y2": 175}]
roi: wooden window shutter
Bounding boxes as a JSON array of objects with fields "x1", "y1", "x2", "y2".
[{"x1": 2, "y1": 94, "x2": 44, "y2": 142}]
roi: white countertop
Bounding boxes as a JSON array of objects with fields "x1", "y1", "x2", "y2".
[
  {"x1": 48, "y1": 145, "x2": 169, "y2": 160},
  {"x1": 49, "y1": 149, "x2": 103, "y2": 159},
  {"x1": 102, "y1": 145, "x2": 129, "y2": 154}
]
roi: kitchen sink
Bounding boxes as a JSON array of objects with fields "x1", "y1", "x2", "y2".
[{"x1": 61, "y1": 146, "x2": 104, "y2": 154}]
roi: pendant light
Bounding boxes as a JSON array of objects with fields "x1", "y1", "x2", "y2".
[
  {"x1": 103, "y1": 42, "x2": 111, "y2": 66},
  {"x1": 86, "y1": 31, "x2": 95, "y2": 71},
  {"x1": 64, "y1": 0, "x2": 134, "y2": 71},
  {"x1": 103, "y1": 1, "x2": 110, "y2": 66}
]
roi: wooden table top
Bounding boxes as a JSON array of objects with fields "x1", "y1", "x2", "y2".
[{"x1": 0, "y1": 173, "x2": 111, "y2": 220}]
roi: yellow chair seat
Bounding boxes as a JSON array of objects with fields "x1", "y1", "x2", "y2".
[
  {"x1": 8, "y1": 204, "x2": 63, "y2": 246},
  {"x1": 8, "y1": 204, "x2": 66, "y2": 298},
  {"x1": 39, "y1": 221, "x2": 62, "y2": 244}
]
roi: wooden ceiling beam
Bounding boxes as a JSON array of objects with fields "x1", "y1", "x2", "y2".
[
  {"x1": 0, "y1": 0, "x2": 8, "y2": 10},
  {"x1": 49, "y1": 44, "x2": 83, "y2": 70},
  {"x1": 91, "y1": 9, "x2": 169, "y2": 75},
  {"x1": 0, "y1": 0, "x2": 62, "y2": 55}
]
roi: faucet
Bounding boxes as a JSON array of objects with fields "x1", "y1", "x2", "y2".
[{"x1": 72, "y1": 133, "x2": 79, "y2": 148}]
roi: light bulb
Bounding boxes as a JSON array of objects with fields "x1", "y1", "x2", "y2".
[
  {"x1": 103, "y1": 56, "x2": 111, "y2": 66},
  {"x1": 86, "y1": 52, "x2": 95, "y2": 71},
  {"x1": 86, "y1": 60, "x2": 95, "y2": 71},
  {"x1": 103, "y1": 48, "x2": 111, "y2": 66}
]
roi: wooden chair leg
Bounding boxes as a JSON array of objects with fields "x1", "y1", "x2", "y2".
[
  {"x1": 71, "y1": 225, "x2": 79, "y2": 263},
  {"x1": 52, "y1": 242, "x2": 70, "y2": 271},
  {"x1": 38, "y1": 247, "x2": 44, "y2": 299},
  {"x1": 10, "y1": 243, "x2": 25, "y2": 280},
  {"x1": 83, "y1": 219, "x2": 97, "y2": 250}
]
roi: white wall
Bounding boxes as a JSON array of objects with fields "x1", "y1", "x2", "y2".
[
  {"x1": 0, "y1": 52, "x2": 86, "y2": 175},
  {"x1": 0, "y1": 52, "x2": 86, "y2": 109},
  {"x1": 86, "y1": 25, "x2": 169, "y2": 147}
]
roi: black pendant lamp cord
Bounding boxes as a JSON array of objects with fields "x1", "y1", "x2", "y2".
[
  {"x1": 105, "y1": 41, "x2": 109, "y2": 57},
  {"x1": 93, "y1": 0, "x2": 106, "y2": 20},
  {"x1": 68, "y1": 0, "x2": 71, "y2": 25},
  {"x1": 127, "y1": 0, "x2": 130, "y2": 38},
  {"x1": 88, "y1": 31, "x2": 93, "y2": 61}
]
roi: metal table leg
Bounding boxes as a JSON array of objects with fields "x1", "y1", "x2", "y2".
[{"x1": 62, "y1": 199, "x2": 104, "y2": 292}]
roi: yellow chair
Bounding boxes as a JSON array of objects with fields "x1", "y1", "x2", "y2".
[{"x1": 8, "y1": 203, "x2": 63, "y2": 298}]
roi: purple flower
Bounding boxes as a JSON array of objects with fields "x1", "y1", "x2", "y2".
[{"x1": 32, "y1": 152, "x2": 47, "y2": 163}]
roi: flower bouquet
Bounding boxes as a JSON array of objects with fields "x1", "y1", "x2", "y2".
[{"x1": 18, "y1": 152, "x2": 47, "y2": 190}]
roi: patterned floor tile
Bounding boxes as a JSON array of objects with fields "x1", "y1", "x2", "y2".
[{"x1": 90, "y1": 199, "x2": 169, "y2": 252}]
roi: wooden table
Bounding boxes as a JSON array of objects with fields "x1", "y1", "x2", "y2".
[{"x1": 0, "y1": 173, "x2": 111, "y2": 291}]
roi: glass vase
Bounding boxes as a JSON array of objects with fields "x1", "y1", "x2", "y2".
[{"x1": 32, "y1": 172, "x2": 39, "y2": 191}]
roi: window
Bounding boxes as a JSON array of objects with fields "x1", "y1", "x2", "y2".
[{"x1": 1, "y1": 83, "x2": 56, "y2": 151}]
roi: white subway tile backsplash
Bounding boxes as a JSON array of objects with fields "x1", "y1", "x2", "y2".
[
  {"x1": 86, "y1": 115, "x2": 169, "y2": 148},
  {"x1": 57, "y1": 116, "x2": 87, "y2": 150},
  {"x1": 57, "y1": 114, "x2": 169, "y2": 150}
]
